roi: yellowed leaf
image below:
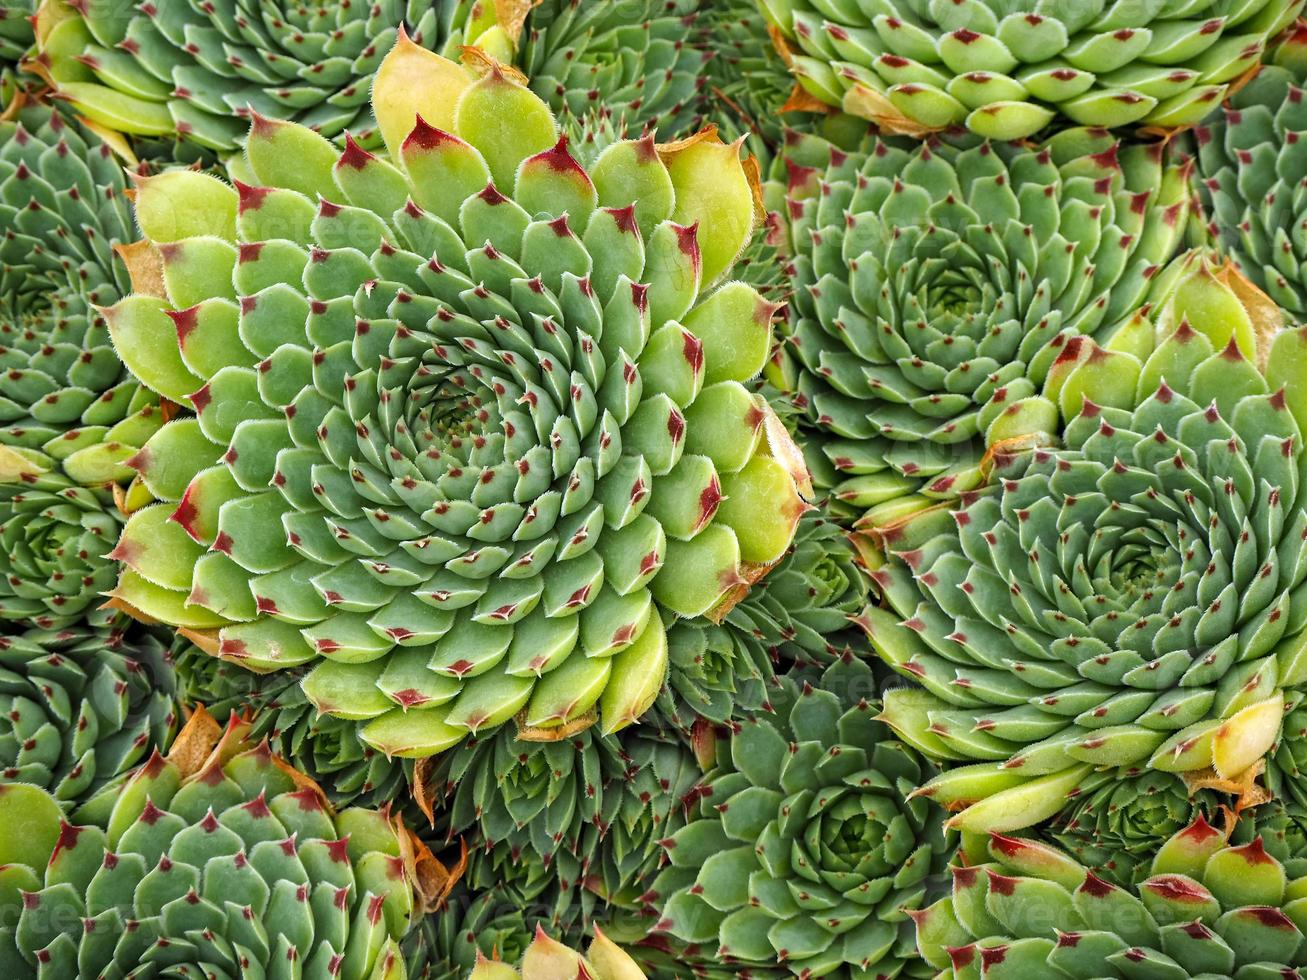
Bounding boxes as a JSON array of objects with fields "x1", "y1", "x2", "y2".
[
  {"x1": 98, "y1": 586, "x2": 163, "y2": 626},
  {"x1": 767, "y1": 24, "x2": 796, "y2": 68},
  {"x1": 492, "y1": 0, "x2": 542, "y2": 44},
  {"x1": 761, "y1": 402, "x2": 813, "y2": 500},
  {"x1": 0, "y1": 446, "x2": 46, "y2": 482},
  {"x1": 176, "y1": 627, "x2": 221, "y2": 657},
  {"x1": 74, "y1": 115, "x2": 141, "y2": 165},
  {"x1": 515, "y1": 707, "x2": 597, "y2": 741},
  {"x1": 742, "y1": 153, "x2": 766, "y2": 226},
  {"x1": 1183, "y1": 760, "x2": 1271, "y2": 812},
  {"x1": 112, "y1": 239, "x2": 167, "y2": 299},
  {"x1": 459, "y1": 45, "x2": 529, "y2": 84},
  {"x1": 846, "y1": 530, "x2": 885, "y2": 574},
  {"x1": 842, "y1": 83, "x2": 942, "y2": 139},
  {"x1": 166, "y1": 704, "x2": 223, "y2": 779},
  {"x1": 780, "y1": 83, "x2": 831, "y2": 116},
  {"x1": 1217, "y1": 256, "x2": 1287, "y2": 372}
]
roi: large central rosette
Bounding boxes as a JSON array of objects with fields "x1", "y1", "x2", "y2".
[
  {"x1": 861, "y1": 254, "x2": 1307, "y2": 832},
  {"x1": 103, "y1": 41, "x2": 807, "y2": 758}
]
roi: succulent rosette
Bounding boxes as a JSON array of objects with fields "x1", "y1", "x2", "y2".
[
  {"x1": 655, "y1": 617, "x2": 779, "y2": 730},
  {"x1": 698, "y1": 0, "x2": 802, "y2": 153},
  {"x1": 426, "y1": 721, "x2": 699, "y2": 920},
  {"x1": 1047, "y1": 770, "x2": 1222, "y2": 887},
  {"x1": 651, "y1": 510, "x2": 873, "y2": 730},
  {"x1": 0, "y1": 101, "x2": 155, "y2": 453},
  {"x1": 757, "y1": 0, "x2": 1305, "y2": 139},
  {"x1": 516, "y1": 0, "x2": 710, "y2": 139},
  {"x1": 913, "y1": 816, "x2": 1307, "y2": 978},
  {"x1": 1190, "y1": 23, "x2": 1307, "y2": 319},
  {"x1": 652, "y1": 509, "x2": 873, "y2": 732},
  {"x1": 29, "y1": 0, "x2": 501, "y2": 149},
  {"x1": 650, "y1": 655, "x2": 953, "y2": 978},
  {"x1": 736, "y1": 508, "x2": 872, "y2": 667},
  {"x1": 0, "y1": 1, "x2": 33, "y2": 69},
  {"x1": 862, "y1": 252, "x2": 1307, "y2": 833},
  {"x1": 0, "y1": 451, "x2": 130, "y2": 627},
  {"x1": 0, "y1": 618, "x2": 177, "y2": 817},
  {"x1": 1251, "y1": 798, "x2": 1307, "y2": 875},
  {"x1": 772, "y1": 124, "x2": 1189, "y2": 520},
  {"x1": 0, "y1": 714, "x2": 432, "y2": 979},
  {"x1": 1275, "y1": 692, "x2": 1307, "y2": 789},
  {"x1": 103, "y1": 40, "x2": 807, "y2": 761}
]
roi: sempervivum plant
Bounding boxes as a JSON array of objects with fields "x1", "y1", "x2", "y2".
[
  {"x1": 516, "y1": 0, "x2": 711, "y2": 139},
  {"x1": 699, "y1": 0, "x2": 803, "y2": 151},
  {"x1": 733, "y1": 508, "x2": 871, "y2": 668},
  {"x1": 0, "y1": 449, "x2": 131, "y2": 628},
  {"x1": 772, "y1": 125, "x2": 1189, "y2": 520},
  {"x1": 912, "y1": 817, "x2": 1307, "y2": 978},
  {"x1": 104, "y1": 40, "x2": 807, "y2": 759},
  {"x1": 0, "y1": 2, "x2": 32, "y2": 69},
  {"x1": 426, "y1": 722, "x2": 700, "y2": 921},
  {"x1": 650, "y1": 655, "x2": 953, "y2": 978},
  {"x1": 654, "y1": 509, "x2": 872, "y2": 731},
  {"x1": 0, "y1": 713, "x2": 428, "y2": 978},
  {"x1": 469, "y1": 925, "x2": 649, "y2": 980},
  {"x1": 1269, "y1": 695, "x2": 1307, "y2": 810},
  {"x1": 862, "y1": 252, "x2": 1305, "y2": 833},
  {"x1": 652, "y1": 509, "x2": 873, "y2": 730},
  {"x1": 1190, "y1": 22, "x2": 1307, "y2": 319},
  {"x1": 1, "y1": 101, "x2": 154, "y2": 453},
  {"x1": 757, "y1": 0, "x2": 1305, "y2": 139},
  {"x1": 29, "y1": 0, "x2": 501, "y2": 149},
  {"x1": 0, "y1": 618, "x2": 177, "y2": 818},
  {"x1": 1253, "y1": 799, "x2": 1307, "y2": 875},
  {"x1": 1046, "y1": 770, "x2": 1221, "y2": 888}
]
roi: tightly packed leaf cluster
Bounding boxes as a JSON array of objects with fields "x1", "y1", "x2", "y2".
[
  {"x1": 6, "y1": 4, "x2": 1307, "y2": 979},
  {"x1": 760, "y1": 0, "x2": 1305, "y2": 138}
]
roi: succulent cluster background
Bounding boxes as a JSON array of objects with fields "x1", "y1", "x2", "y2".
[{"x1": 6, "y1": 0, "x2": 1307, "y2": 977}]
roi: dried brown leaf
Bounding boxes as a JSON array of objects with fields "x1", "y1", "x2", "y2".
[
  {"x1": 492, "y1": 0, "x2": 542, "y2": 45},
  {"x1": 705, "y1": 557, "x2": 779, "y2": 624},
  {"x1": 460, "y1": 45, "x2": 529, "y2": 84},
  {"x1": 767, "y1": 24, "x2": 795, "y2": 67},
  {"x1": 412, "y1": 756, "x2": 438, "y2": 827},
  {"x1": 166, "y1": 704, "x2": 223, "y2": 780},
  {"x1": 515, "y1": 708, "x2": 597, "y2": 741},
  {"x1": 779, "y1": 83, "x2": 831, "y2": 115},
  {"x1": 1183, "y1": 760, "x2": 1271, "y2": 812},
  {"x1": 742, "y1": 153, "x2": 766, "y2": 226},
  {"x1": 842, "y1": 83, "x2": 942, "y2": 139},
  {"x1": 98, "y1": 589, "x2": 162, "y2": 626},
  {"x1": 397, "y1": 821, "x2": 464, "y2": 914},
  {"x1": 176, "y1": 629, "x2": 222, "y2": 661},
  {"x1": 113, "y1": 240, "x2": 167, "y2": 299},
  {"x1": 655, "y1": 124, "x2": 721, "y2": 161},
  {"x1": 1218, "y1": 257, "x2": 1287, "y2": 372}
]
